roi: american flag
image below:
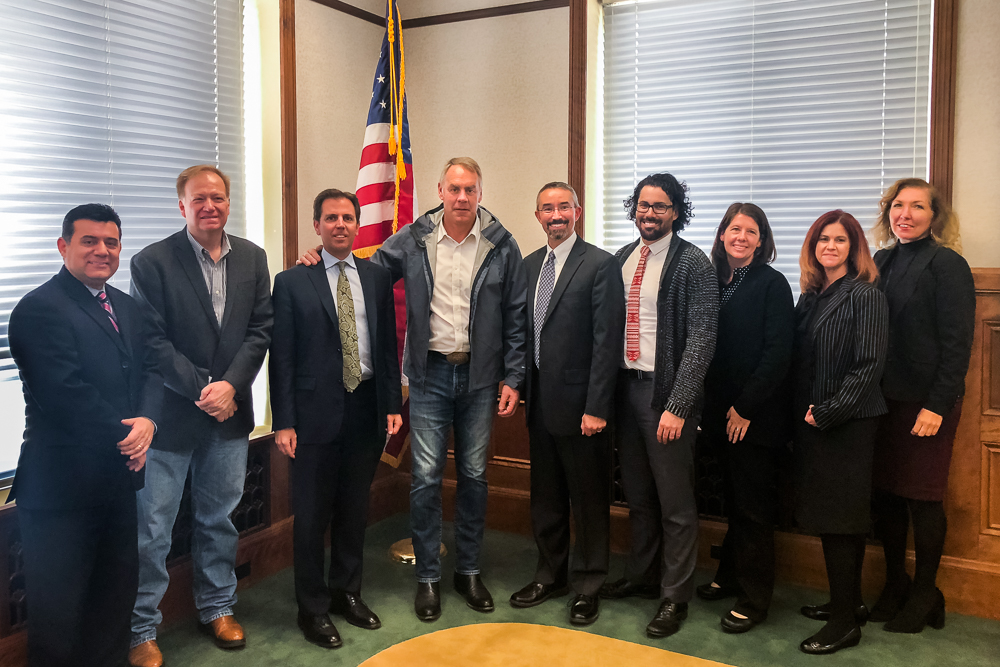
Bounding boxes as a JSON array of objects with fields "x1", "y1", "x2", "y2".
[{"x1": 356, "y1": 0, "x2": 415, "y2": 467}]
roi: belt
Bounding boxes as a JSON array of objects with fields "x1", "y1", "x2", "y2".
[
  {"x1": 429, "y1": 350, "x2": 470, "y2": 365},
  {"x1": 620, "y1": 367, "x2": 654, "y2": 380}
]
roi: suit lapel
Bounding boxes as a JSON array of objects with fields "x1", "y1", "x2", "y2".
[
  {"x1": 307, "y1": 261, "x2": 340, "y2": 329},
  {"x1": 355, "y1": 258, "x2": 378, "y2": 355},
  {"x1": 171, "y1": 233, "x2": 220, "y2": 332},
  {"x1": 107, "y1": 287, "x2": 134, "y2": 359},
  {"x1": 812, "y1": 278, "x2": 854, "y2": 333},
  {"x1": 57, "y1": 268, "x2": 128, "y2": 355},
  {"x1": 219, "y1": 240, "x2": 249, "y2": 334},
  {"x1": 543, "y1": 240, "x2": 586, "y2": 325},
  {"x1": 525, "y1": 248, "x2": 544, "y2": 333}
]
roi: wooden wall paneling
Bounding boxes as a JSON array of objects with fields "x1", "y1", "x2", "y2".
[
  {"x1": 929, "y1": 0, "x2": 957, "y2": 203},
  {"x1": 280, "y1": 0, "x2": 299, "y2": 269},
  {"x1": 310, "y1": 0, "x2": 382, "y2": 26}
]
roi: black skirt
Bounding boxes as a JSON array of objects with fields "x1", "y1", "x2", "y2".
[{"x1": 794, "y1": 415, "x2": 880, "y2": 535}]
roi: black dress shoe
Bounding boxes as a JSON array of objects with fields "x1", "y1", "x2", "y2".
[
  {"x1": 599, "y1": 577, "x2": 659, "y2": 600},
  {"x1": 799, "y1": 625, "x2": 862, "y2": 655},
  {"x1": 330, "y1": 592, "x2": 381, "y2": 630},
  {"x1": 800, "y1": 602, "x2": 869, "y2": 625},
  {"x1": 720, "y1": 610, "x2": 762, "y2": 634},
  {"x1": 646, "y1": 599, "x2": 688, "y2": 638},
  {"x1": 296, "y1": 611, "x2": 342, "y2": 649},
  {"x1": 868, "y1": 577, "x2": 911, "y2": 623},
  {"x1": 696, "y1": 582, "x2": 740, "y2": 601},
  {"x1": 415, "y1": 582, "x2": 441, "y2": 622},
  {"x1": 569, "y1": 594, "x2": 599, "y2": 626},
  {"x1": 454, "y1": 573, "x2": 494, "y2": 613},
  {"x1": 509, "y1": 581, "x2": 570, "y2": 608}
]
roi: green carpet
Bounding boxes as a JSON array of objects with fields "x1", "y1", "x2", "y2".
[{"x1": 157, "y1": 514, "x2": 999, "y2": 666}]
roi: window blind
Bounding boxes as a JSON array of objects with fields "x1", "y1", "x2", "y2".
[
  {"x1": 601, "y1": 0, "x2": 931, "y2": 288},
  {"x1": 0, "y1": 0, "x2": 245, "y2": 474}
]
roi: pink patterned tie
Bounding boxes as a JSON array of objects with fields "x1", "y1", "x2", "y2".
[
  {"x1": 626, "y1": 245, "x2": 650, "y2": 362},
  {"x1": 97, "y1": 290, "x2": 119, "y2": 333}
]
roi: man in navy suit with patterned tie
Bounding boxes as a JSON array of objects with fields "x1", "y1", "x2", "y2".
[
  {"x1": 270, "y1": 189, "x2": 402, "y2": 648},
  {"x1": 8, "y1": 203, "x2": 161, "y2": 667}
]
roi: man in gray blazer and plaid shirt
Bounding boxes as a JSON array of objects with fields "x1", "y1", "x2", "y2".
[{"x1": 600, "y1": 172, "x2": 719, "y2": 640}]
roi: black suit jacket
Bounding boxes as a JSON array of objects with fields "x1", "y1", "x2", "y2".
[
  {"x1": 874, "y1": 241, "x2": 975, "y2": 415},
  {"x1": 703, "y1": 265, "x2": 794, "y2": 448},
  {"x1": 129, "y1": 229, "x2": 273, "y2": 450},
  {"x1": 795, "y1": 277, "x2": 889, "y2": 430},
  {"x1": 269, "y1": 258, "x2": 402, "y2": 444},
  {"x1": 8, "y1": 267, "x2": 162, "y2": 509},
  {"x1": 524, "y1": 238, "x2": 625, "y2": 436}
]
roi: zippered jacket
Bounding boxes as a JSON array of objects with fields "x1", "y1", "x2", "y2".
[{"x1": 372, "y1": 204, "x2": 528, "y2": 392}]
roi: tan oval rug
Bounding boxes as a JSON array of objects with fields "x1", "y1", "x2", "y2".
[{"x1": 360, "y1": 623, "x2": 732, "y2": 667}]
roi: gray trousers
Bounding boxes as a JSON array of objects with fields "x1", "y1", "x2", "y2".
[{"x1": 615, "y1": 375, "x2": 699, "y2": 603}]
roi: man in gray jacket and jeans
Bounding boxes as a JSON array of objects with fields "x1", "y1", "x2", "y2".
[{"x1": 300, "y1": 157, "x2": 527, "y2": 622}]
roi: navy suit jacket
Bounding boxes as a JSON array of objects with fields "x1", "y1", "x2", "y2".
[
  {"x1": 269, "y1": 258, "x2": 402, "y2": 444},
  {"x1": 129, "y1": 229, "x2": 273, "y2": 450},
  {"x1": 8, "y1": 267, "x2": 162, "y2": 509},
  {"x1": 523, "y1": 238, "x2": 625, "y2": 436}
]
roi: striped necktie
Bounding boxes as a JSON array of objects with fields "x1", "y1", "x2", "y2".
[
  {"x1": 534, "y1": 250, "x2": 556, "y2": 368},
  {"x1": 97, "y1": 290, "x2": 119, "y2": 333},
  {"x1": 626, "y1": 245, "x2": 650, "y2": 362}
]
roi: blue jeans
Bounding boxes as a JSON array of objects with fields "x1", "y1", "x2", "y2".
[
  {"x1": 409, "y1": 354, "x2": 497, "y2": 582},
  {"x1": 131, "y1": 432, "x2": 248, "y2": 646}
]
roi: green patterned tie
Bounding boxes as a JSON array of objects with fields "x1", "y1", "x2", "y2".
[{"x1": 337, "y1": 261, "x2": 362, "y2": 392}]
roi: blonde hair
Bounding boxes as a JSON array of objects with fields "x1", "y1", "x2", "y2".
[
  {"x1": 176, "y1": 165, "x2": 231, "y2": 199},
  {"x1": 438, "y1": 157, "x2": 482, "y2": 189},
  {"x1": 872, "y1": 178, "x2": 962, "y2": 252}
]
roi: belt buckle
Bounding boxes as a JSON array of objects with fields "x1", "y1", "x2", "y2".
[{"x1": 445, "y1": 352, "x2": 470, "y2": 365}]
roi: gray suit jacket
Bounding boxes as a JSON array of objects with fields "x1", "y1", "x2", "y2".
[{"x1": 130, "y1": 228, "x2": 273, "y2": 450}]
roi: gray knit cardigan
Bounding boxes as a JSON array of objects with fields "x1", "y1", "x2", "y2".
[{"x1": 615, "y1": 235, "x2": 719, "y2": 419}]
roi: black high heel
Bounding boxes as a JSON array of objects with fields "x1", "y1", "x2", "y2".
[
  {"x1": 883, "y1": 588, "x2": 945, "y2": 633},
  {"x1": 868, "y1": 576, "x2": 911, "y2": 623},
  {"x1": 799, "y1": 602, "x2": 869, "y2": 626}
]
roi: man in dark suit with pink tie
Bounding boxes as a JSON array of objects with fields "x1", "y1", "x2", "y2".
[{"x1": 8, "y1": 203, "x2": 162, "y2": 667}]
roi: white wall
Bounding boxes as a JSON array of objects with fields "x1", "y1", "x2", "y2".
[
  {"x1": 295, "y1": 0, "x2": 569, "y2": 255},
  {"x1": 295, "y1": 0, "x2": 384, "y2": 253},
  {"x1": 953, "y1": 0, "x2": 1000, "y2": 268}
]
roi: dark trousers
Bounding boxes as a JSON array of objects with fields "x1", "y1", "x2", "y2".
[
  {"x1": 712, "y1": 437, "x2": 780, "y2": 619},
  {"x1": 19, "y1": 488, "x2": 138, "y2": 667},
  {"x1": 615, "y1": 375, "x2": 699, "y2": 603},
  {"x1": 292, "y1": 379, "x2": 381, "y2": 615},
  {"x1": 528, "y1": 376, "x2": 611, "y2": 596}
]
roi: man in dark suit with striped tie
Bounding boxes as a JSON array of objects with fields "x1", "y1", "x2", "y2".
[
  {"x1": 269, "y1": 189, "x2": 402, "y2": 648},
  {"x1": 8, "y1": 204, "x2": 162, "y2": 667},
  {"x1": 509, "y1": 182, "x2": 625, "y2": 625}
]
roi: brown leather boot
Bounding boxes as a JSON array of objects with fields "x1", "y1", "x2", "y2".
[
  {"x1": 200, "y1": 615, "x2": 246, "y2": 649},
  {"x1": 127, "y1": 640, "x2": 164, "y2": 667}
]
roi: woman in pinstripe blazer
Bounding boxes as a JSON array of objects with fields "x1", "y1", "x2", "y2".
[{"x1": 792, "y1": 210, "x2": 889, "y2": 655}]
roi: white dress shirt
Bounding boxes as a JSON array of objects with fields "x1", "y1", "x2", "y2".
[
  {"x1": 621, "y1": 231, "x2": 672, "y2": 372},
  {"x1": 533, "y1": 232, "x2": 578, "y2": 308},
  {"x1": 322, "y1": 249, "x2": 373, "y2": 379},
  {"x1": 429, "y1": 215, "x2": 481, "y2": 353}
]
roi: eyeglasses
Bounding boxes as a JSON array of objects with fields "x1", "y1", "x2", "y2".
[
  {"x1": 636, "y1": 202, "x2": 673, "y2": 214},
  {"x1": 538, "y1": 203, "x2": 576, "y2": 215}
]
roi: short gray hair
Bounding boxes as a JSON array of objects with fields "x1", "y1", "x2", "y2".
[{"x1": 439, "y1": 157, "x2": 483, "y2": 189}]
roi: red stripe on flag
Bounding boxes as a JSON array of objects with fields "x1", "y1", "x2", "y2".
[
  {"x1": 357, "y1": 181, "x2": 396, "y2": 207},
  {"x1": 355, "y1": 220, "x2": 399, "y2": 248},
  {"x1": 360, "y1": 142, "x2": 391, "y2": 167}
]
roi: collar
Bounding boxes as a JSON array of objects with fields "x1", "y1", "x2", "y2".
[
  {"x1": 640, "y1": 230, "x2": 672, "y2": 256},
  {"x1": 437, "y1": 213, "x2": 481, "y2": 245},
  {"x1": 322, "y1": 248, "x2": 358, "y2": 271},
  {"x1": 85, "y1": 284, "x2": 105, "y2": 297},
  {"x1": 186, "y1": 227, "x2": 231, "y2": 261},
  {"x1": 546, "y1": 232, "x2": 577, "y2": 263}
]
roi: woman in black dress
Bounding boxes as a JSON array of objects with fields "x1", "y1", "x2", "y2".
[
  {"x1": 697, "y1": 203, "x2": 794, "y2": 634},
  {"x1": 793, "y1": 210, "x2": 888, "y2": 655},
  {"x1": 868, "y1": 178, "x2": 975, "y2": 632}
]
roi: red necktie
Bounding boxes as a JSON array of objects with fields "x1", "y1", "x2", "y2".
[
  {"x1": 97, "y1": 290, "x2": 119, "y2": 333},
  {"x1": 626, "y1": 245, "x2": 650, "y2": 362}
]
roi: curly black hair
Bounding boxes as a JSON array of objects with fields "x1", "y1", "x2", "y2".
[{"x1": 623, "y1": 172, "x2": 694, "y2": 233}]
